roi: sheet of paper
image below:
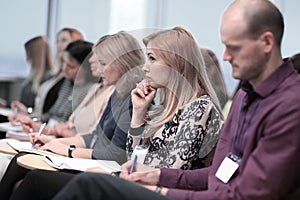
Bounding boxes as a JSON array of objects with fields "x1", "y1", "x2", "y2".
[
  {"x1": 0, "y1": 108, "x2": 13, "y2": 117},
  {"x1": 6, "y1": 131, "x2": 29, "y2": 141},
  {"x1": 43, "y1": 156, "x2": 121, "y2": 173},
  {"x1": 6, "y1": 139, "x2": 32, "y2": 151},
  {"x1": 0, "y1": 122, "x2": 22, "y2": 132},
  {"x1": 6, "y1": 139, "x2": 62, "y2": 157}
]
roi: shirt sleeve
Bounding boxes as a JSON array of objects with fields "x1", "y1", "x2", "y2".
[{"x1": 159, "y1": 167, "x2": 210, "y2": 190}]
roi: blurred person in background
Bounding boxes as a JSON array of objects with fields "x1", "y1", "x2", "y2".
[{"x1": 9, "y1": 28, "x2": 84, "y2": 121}]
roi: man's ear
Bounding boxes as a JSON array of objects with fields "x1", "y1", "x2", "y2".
[{"x1": 260, "y1": 31, "x2": 274, "y2": 54}]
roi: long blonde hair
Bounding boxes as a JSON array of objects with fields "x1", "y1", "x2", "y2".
[
  {"x1": 143, "y1": 26, "x2": 220, "y2": 135},
  {"x1": 94, "y1": 31, "x2": 145, "y2": 96},
  {"x1": 24, "y1": 36, "x2": 55, "y2": 93}
]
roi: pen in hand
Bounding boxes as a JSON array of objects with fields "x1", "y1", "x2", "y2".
[
  {"x1": 32, "y1": 122, "x2": 47, "y2": 147},
  {"x1": 129, "y1": 155, "x2": 138, "y2": 174},
  {"x1": 14, "y1": 107, "x2": 18, "y2": 114}
]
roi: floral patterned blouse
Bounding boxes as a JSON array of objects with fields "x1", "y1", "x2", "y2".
[{"x1": 126, "y1": 95, "x2": 224, "y2": 170}]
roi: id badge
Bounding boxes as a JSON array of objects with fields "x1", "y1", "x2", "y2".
[
  {"x1": 131, "y1": 145, "x2": 149, "y2": 164},
  {"x1": 215, "y1": 153, "x2": 241, "y2": 183}
]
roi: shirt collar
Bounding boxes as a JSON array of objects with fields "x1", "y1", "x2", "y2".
[{"x1": 241, "y1": 58, "x2": 294, "y2": 99}]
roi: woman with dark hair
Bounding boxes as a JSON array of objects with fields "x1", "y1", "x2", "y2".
[
  {"x1": 38, "y1": 40, "x2": 95, "y2": 125},
  {"x1": 12, "y1": 40, "x2": 95, "y2": 127}
]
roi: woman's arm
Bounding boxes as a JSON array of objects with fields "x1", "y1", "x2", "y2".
[{"x1": 38, "y1": 134, "x2": 88, "y2": 157}]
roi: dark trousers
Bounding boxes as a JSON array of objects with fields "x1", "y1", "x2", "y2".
[
  {"x1": 0, "y1": 152, "x2": 78, "y2": 200},
  {"x1": 0, "y1": 152, "x2": 30, "y2": 199},
  {"x1": 54, "y1": 172, "x2": 172, "y2": 200},
  {"x1": 10, "y1": 169, "x2": 77, "y2": 200}
]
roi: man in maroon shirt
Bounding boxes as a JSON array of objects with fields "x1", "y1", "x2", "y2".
[{"x1": 52, "y1": 0, "x2": 300, "y2": 199}]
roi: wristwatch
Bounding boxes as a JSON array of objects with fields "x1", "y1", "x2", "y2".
[
  {"x1": 110, "y1": 171, "x2": 121, "y2": 177},
  {"x1": 68, "y1": 145, "x2": 76, "y2": 158},
  {"x1": 155, "y1": 186, "x2": 162, "y2": 194}
]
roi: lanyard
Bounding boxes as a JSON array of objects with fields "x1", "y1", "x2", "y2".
[{"x1": 230, "y1": 95, "x2": 261, "y2": 157}]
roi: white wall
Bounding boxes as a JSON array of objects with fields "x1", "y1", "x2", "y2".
[{"x1": 152, "y1": 0, "x2": 300, "y2": 95}]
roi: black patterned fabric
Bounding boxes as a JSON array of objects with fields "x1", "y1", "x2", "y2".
[{"x1": 127, "y1": 95, "x2": 223, "y2": 170}]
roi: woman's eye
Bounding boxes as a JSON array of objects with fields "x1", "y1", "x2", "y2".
[{"x1": 149, "y1": 56, "x2": 156, "y2": 62}]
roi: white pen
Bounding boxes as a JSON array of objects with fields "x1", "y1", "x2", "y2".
[
  {"x1": 32, "y1": 122, "x2": 47, "y2": 147},
  {"x1": 14, "y1": 107, "x2": 18, "y2": 114}
]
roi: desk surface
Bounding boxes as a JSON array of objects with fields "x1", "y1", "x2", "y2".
[
  {"x1": 17, "y1": 154, "x2": 57, "y2": 171},
  {"x1": 0, "y1": 138, "x2": 18, "y2": 155}
]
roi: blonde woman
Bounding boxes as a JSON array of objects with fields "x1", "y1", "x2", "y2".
[{"x1": 127, "y1": 26, "x2": 223, "y2": 170}]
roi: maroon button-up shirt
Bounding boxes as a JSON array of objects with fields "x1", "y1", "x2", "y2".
[{"x1": 159, "y1": 58, "x2": 300, "y2": 200}]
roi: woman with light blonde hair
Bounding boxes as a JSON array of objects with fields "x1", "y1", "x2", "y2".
[
  {"x1": 94, "y1": 31, "x2": 144, "y2": 97},
  {"x1": 127, "y1": 26, "x2": 223, "y2": 170}
]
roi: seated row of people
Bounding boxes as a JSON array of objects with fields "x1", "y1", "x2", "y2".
[
  {"x1": 1, "y1": 0, "x2": 299, "y2": 198},
  {"x1": 0, "y1": 28, "x2": 224, "y2": 199}
]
